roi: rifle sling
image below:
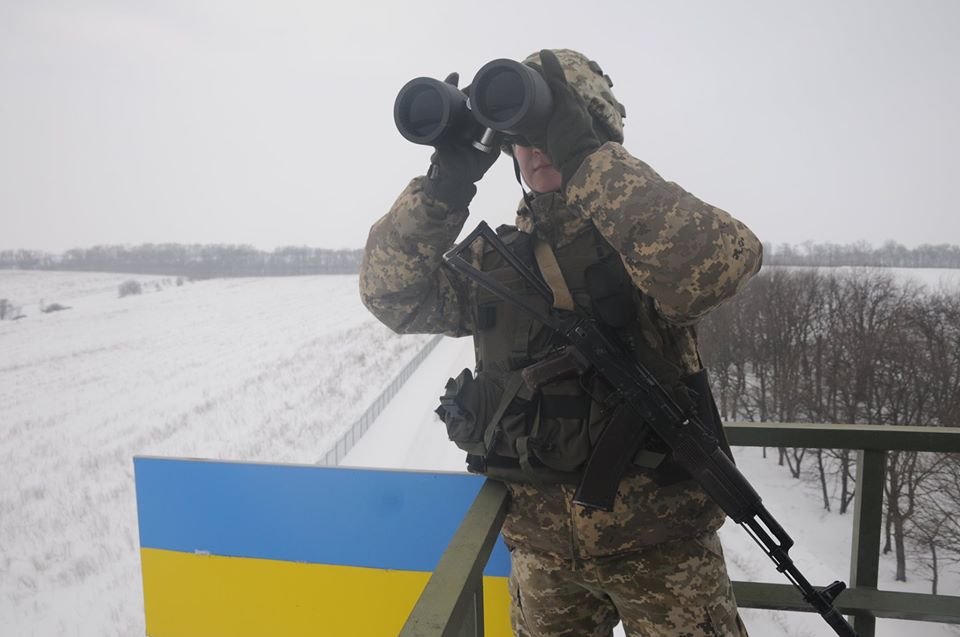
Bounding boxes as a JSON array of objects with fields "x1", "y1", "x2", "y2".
[
  {"x1": 482, "y1": 372, "x2": 526, "y2": 452},
  {"x1": 533, "y1": 238, "x2": 575, "y2": 311}
]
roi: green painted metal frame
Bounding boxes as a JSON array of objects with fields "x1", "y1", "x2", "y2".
[
  {"x1": 733, "y1": 582, "x2": 960, "y2": 624},
  {"x1": 399, "y1": 479, "x2": 509, "y2": 637},
  {"x1": 724, "y1": 422, "x2": 960, "y2": 452},
  {"x1": 398, "y1": 424, "x2": 960, "y2": 637},
  {"x1": 723, "y1": 423, "x2": 960, "y2": 637}
]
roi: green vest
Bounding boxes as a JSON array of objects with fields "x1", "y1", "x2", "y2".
[{"x1": 437, "y1": 222, "x2": 705, "y2": 485}]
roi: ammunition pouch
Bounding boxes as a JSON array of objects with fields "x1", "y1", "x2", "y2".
[
  {"x1": 584, "y1": 254, "x2": 636, "y2": 329},
  {"x1": 435, "y1": 368, "x2": 501, "y2": 456},
  {"x1": 436, "y1": 367, "x2": 594, "y2": 483},
  {"x1": 437, "y1": 364, "x2": 730, "y2": 489}
]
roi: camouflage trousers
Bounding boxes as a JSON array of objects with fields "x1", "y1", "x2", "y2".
[{"x1": 508, "y1": 531, "x2": 748, "y2": 637}]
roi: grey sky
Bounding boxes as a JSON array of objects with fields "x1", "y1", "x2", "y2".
[{"x1": 1, "y1": 0, "x2": 958, "y2": 252}]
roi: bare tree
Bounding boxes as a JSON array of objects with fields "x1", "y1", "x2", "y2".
[{"x1": 699, "y1": 265, "x2": 960, "y2": 572}]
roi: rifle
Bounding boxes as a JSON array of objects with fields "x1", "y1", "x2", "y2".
[{"x1": 443, "y1": 221, "x2": 858, "y2": 637}]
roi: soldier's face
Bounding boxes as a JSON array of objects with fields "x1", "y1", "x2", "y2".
[{"x1": 514, "y1": 145, "x2": 563, "y2": 194}]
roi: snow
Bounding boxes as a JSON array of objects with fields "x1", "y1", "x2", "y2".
[
  {"x1": 0, "y1": 271, "x2": 430, "y2": 636},
  {"x1": 342, "y1": 335, "x2": 475, "y2": 473},
  {"x1": 873, "y1": 267, "x2": 960, "y2": 291},
  {"x1": 769, "y1": 265, "x2": 960, "y2": 293},
  {"x1": 2, "y1": 268, "x2": 957, "y2": 636},
  {"x1": 0, "y1": 270, "x2": 173, "y2": 318}
]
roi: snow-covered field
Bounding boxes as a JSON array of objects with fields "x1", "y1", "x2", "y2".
[
  {"x1": 0, "y1": 270, "x2": 430, "y2": 636},
  {"x1": 2, "y1": 268, "x2": 958, "y2": 636},
  {"x1": 771, "y1": 265, "x2": 960, "y2": 292}
]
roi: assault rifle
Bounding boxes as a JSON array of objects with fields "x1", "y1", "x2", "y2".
[{"x1": 443, "y1": 221, "x2": 858, "y2": 637}]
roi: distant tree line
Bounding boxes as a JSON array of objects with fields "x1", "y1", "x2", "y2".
[
  {"x1": 4, "y1": 240, "x2": 957, "y2": 274},
  {"x1": 764, "y1": 241, "x2": 960, "y2": 268},
  {"x1": 0, "y1": 244, "x2": 363, "y2": 277},
  {"x1": 699, "y1": 268, "x2": 960, "y2": 592}
]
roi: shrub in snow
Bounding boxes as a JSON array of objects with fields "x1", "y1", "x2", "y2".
[
  {"x1": 118, "y1": 280, "x2": 143, "y2": 298},
  {"x1": 0, "y1": 298, "x2": 24, "y2": 320}
]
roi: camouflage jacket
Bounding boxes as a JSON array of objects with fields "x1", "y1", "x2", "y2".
[{"x1": 360, "y1": 142, "x2": 762, "y2": 557}]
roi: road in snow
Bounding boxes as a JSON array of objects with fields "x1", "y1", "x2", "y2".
[
  {"x1": 343, "y1": 335, "x2": 474, "y2": 472},
  {"x1": 342, "y1": 334, "x2": 959, "y2": 637}
]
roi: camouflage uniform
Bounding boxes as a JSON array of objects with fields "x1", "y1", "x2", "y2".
[{"x1": 361, "y1": 50, "x2": 761, "y2": 637}]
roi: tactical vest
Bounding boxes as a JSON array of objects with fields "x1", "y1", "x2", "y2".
[{"x1": 436, "y1": 223, "x2": 727, "y2": 485}]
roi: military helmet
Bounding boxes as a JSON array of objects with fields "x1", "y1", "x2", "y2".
[{"x1": 523, "y1": 48, "x2": 626, "y2": 144}]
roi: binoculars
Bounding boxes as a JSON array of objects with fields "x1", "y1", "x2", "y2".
[{"x1": 393, "y1": 58, "x2": 554, "y2": 153}]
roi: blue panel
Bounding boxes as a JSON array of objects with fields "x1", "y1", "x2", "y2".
[{"x1": 134, "y1": 457, "x2": 511, "y2": 577}]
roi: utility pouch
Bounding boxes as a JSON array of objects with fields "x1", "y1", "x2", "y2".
[
  {"x1": 523, "y1": 379, "x2": 594, "y2": 473},
  {"x1": 584, "y1": 256, "x2": 636, "y2": 329},
  {"x1": 435, "y1": 369, "x2": 503, "y2": 456}
]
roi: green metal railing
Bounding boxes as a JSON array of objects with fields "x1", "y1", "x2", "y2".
[
  {"x1": 398, "y1": 424, "x2": 960, "y2": 637},
  {"x1": 399, "y1": 479, "x2": 509, "y2": 637}
]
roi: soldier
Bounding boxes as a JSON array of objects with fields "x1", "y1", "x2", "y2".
[{"x1": 361, "y1": 49, "x2": 761, "y2": 637}]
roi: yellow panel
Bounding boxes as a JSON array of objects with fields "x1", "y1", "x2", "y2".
[
  {"x1": 482, "y1": 576, "x2": 513, "y2": 637},
  {"x1": 141, "y1": 548, "x2": 512, "y2": 637}
]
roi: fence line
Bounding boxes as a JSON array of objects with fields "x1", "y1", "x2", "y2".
[{"x1": 318, "y1": 334, "x2": 444, "y2": 466}]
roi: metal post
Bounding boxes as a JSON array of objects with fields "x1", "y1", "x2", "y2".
[
  {"x1": 849, "y1": 449, "x2": 886, "y2": 637},
  {"x1": 455, "y1": 584, "x2": 484, "y2": 637},
  {"x1": 399, "y1": 480, "x2": 509, "y2": 637}
]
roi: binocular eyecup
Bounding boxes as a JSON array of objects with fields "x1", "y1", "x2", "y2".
[{"x1": 394, "y1": 58, "x2": 554, "y2": 153}]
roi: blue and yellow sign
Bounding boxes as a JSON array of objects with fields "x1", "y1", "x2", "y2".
[{"x1": 134, "y1": 457, "x2": 512, "y2": 636}]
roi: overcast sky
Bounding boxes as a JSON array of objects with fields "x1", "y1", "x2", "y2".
[{"x1": 1, "y1": 0, "x2": 958, "y2": 253}]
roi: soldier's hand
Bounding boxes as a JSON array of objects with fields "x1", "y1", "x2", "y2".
[
  {"x1": 528, "y1": 50, "x2": 602, "y2": 188},
  {"x1": 422, "y1": 72, "x2": 499, "y2": 211}
]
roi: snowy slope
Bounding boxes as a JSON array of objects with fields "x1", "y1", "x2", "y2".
[
  {"x1": 0, "y1": 271, "x2": 430, "y2": 637},
  {"x1": 0, "y1": 270, "x2": 172, "y2": 318},
  {"x1": 770, "y1": 265, "x2": 960, "y2": 292},
  {"x1": 342, "y1": 335, "x2": 960, "y2": 637}
]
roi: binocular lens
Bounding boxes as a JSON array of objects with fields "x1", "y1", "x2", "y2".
[
  {"x1": 405, "y1": 87, "x2": 444, "y2": 137},
  {"x1": 474, "y1": 70, "x2": 525, "y2": 125},
  {"x1": 394, "y1": 77, "x2": 468, "y2": 146}
]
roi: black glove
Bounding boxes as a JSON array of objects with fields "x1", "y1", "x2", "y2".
[
  {"x1": 422, "y1": 72, "x2": 499, "y2": 211},
  {"x1": 527, "y1": 50, "x2": 603, "y2": 188}
]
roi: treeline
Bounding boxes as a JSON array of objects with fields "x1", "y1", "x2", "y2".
[
  {"x1": 699, "y1": 268, "x2": 960, "y2": 592},
  {"x1": 764, "y1": 241, "x2": 960, "y2": 268},
  {"x1": 5, "y1": 240, "x2": 957, "y2": 274},
  {"x1": 0, "y1": 244, "x2": 363, "y2": 277}
]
